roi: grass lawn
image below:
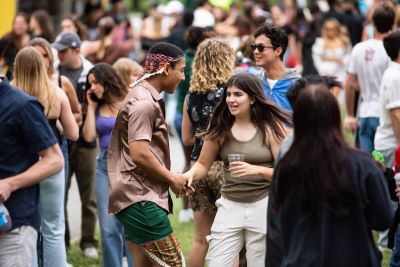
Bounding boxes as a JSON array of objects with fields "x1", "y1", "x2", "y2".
[{"x1": 67, "y1": 195, "x2": 194, "y2": 266}]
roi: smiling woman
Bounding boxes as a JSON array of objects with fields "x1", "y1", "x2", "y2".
[{"x1": 183, "y1": 72, "x2": 291, "y2": 267}]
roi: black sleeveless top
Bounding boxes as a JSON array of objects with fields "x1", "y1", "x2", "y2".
[
  {"x1": 47, "y1": 76, "x2": 63, "y2": 145},
  {"x1": 187, "y1": 84, "x2": 224, "y2": 160}
]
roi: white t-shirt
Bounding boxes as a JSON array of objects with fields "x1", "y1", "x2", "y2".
[
  {"x1": 347, "y1": 39, "x2": 390, "y2": 118},
  {"x1": 267, "y1": 79, "x2": 278, "y2": 89},
  {"x1": 374, "y1": 62, "x2": 400, "y2": 151},
  {"x1": 193, "y1": 8, "x2": 215, "y2": 27}
]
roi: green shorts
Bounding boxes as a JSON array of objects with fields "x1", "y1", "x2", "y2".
[{"x1": 116, "y1": 201, "x2": 172, "y2": 244}]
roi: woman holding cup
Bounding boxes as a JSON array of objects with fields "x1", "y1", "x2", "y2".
[{"x1": 183, "y1": 72, "x2": 290, "y2": 266}]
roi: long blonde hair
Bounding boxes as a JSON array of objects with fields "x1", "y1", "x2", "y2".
[
  {"x1": 13, "y1": 47, "x2": 58, "y2": 115},
  {"x1": 190, "y1": 38, "x2": 235, "y2": 94},
  {"x1": 28, "y1": 37, "x2": 55, "y2": 76},
  {"x1": 113, "y1": 58, "x2": 143, "y2": 88}
]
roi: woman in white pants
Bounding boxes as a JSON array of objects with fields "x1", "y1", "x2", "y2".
[{"x1": 184, "y1": 73, "x2": 290, "y2": 266}]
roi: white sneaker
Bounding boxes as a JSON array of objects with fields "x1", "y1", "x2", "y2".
[
  {"x1": 83, "y1": 247, "x2": 98, "y2": 259},
  {"x1": 179, "y1": 209, "x2": 193, "y2": 223}
]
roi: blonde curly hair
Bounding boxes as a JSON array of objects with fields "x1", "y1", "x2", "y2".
[{"x1": 190, "y1": 38, "x2": 235, "y2": 94}]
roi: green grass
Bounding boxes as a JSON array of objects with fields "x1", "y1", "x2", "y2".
[
  {"x1": 66, "y1": 196, "x2": 392, "y2": 266},
  {"x1": 67, "y1": 196, "x2": 194, "y2": 266}
]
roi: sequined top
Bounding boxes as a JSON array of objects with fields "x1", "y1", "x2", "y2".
[{"x1": 187, "y1": 84, "x2": 224, "y2": 160}]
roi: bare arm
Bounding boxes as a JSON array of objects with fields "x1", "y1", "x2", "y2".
[
  {"x1": 129, "y1": 140, "x2": 191, "y2": 196},
  {"x1": 58, "y1": 89, "x2": 79, "y2": 141},
  {"x1": 0, "y1": 144, "x2": 64, "y2": 201},
  {"x1": 61, "y1": 76, "x2": 82, "y2": 126},
  {"x1": 344, "y1": 73, "x2": 359, "y2": 131},
  {"x1": 182, "y1": 97, "x2": 195, "y2": 146},
  {"x1": 184, "y1": 139, "x2": 220, "y2": 186},
  {"x1": 390, "y1": 108, "x2": 400, "y2": 145},
  {"x1": 82, "y1": 89, "x2": 98, "y2": 143}
]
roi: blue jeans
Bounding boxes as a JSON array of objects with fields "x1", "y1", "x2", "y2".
[
  {"x1": 174, "y1": 111, "x2": 183, "y2": 143},
  {"x1": 40, "y1": 169, "x2": 67, "y2": 267},
  {"x1": 391, "y1": 230, "x2": 400, "y2": 266},
  {"x1": 60, "y1": 135, "x2": 69, "y2": 187},
  {"x1": 358, "y1": 117, "x2": 379, "y2": 154},
  {"x1": 96, "y1": 151, "x2": 134, "y2": 267}
]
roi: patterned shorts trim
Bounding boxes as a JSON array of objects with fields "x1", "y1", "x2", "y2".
[{"x1": 140, "y1": 233, "x2": 185, "y2": 267}]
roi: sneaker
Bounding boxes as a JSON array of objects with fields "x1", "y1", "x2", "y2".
[
  {"x1": 179, "y1": 209, "x2": 193, "y2": 223},
  {"x1": 83, "y1": 247, "x2": 98, "y2": 259}
]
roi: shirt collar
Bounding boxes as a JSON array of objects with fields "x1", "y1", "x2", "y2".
[{"x1": 141, "y1": 80, "x2": 162, "y2": 101}]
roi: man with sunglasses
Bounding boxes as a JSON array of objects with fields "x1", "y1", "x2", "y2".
[{"x1": 253, "y1": 23, "x2": 300, "y2": 112}]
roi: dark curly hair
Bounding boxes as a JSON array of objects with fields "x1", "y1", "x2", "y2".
[{"x1": 254, "y1": 23, "x2": 288, "y2": 60}]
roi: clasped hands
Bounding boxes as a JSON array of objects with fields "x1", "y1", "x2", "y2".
[{"x1": 170, "y1": 173, "x2": 195, "y2": 198}]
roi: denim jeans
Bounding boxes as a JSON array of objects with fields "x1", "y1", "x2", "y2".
[
  {"x1": 40, "y1": 169, "x2": 67, "y2": 267},
  {"x1": 391, "y1": 230, "x2": 400, "y2": 267},
  {"x1": 358, "y1": 117, "x2": 379, "y2": 154},
  {"x1": 96, "y1": 151, "x2": 134, "y2": 267},
  {"x1": 60, "y1": 135, "x2": 69, "y2": 188},
  {"x1": 174, "y1": 111, "x2": 183, "y2": 143}
]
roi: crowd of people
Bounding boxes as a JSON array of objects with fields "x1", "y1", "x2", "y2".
[{"x1": 0, "y1": 0, "x2": 400, "y2": 266}]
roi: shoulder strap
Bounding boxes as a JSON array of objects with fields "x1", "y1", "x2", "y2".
[{"x1": 58, "y1": 75, "x2": 62, "y2": 89}]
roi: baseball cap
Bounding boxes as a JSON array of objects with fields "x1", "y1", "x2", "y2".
[{"x1": 52, "y1": 32, "x2": 81, "y2": 51}]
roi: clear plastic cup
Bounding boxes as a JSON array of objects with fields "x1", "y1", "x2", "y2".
[{"x1": 228, "y1": 154, "x2": 244, "y2": 177}]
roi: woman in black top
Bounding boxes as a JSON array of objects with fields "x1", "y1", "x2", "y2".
[
  {"x1": 267, "y1": 85, "x2": 394, "y2": 267},
  {"x1": 182, "y1": 38, "x2": 236, "y2": 267}
]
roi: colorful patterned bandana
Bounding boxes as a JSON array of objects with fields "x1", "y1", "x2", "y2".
[{"x1": 131, "y1": 52, "x2": 183, "y2": 87}]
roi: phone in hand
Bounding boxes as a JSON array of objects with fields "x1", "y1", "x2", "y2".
[{"x1": 89, "y1": 92, "x2": 100, "y2": 102}]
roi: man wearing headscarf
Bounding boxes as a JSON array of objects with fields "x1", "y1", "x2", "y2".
[{"x1": 107, "y1": 42, "x2": 191, "y2": 267}]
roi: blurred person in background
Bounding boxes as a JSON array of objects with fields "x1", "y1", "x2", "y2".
[
  {"x1": 82, "y1": 63, "x2": 134, "y2": 267},
  {"x1": 168, "y1": 9, "x2": 194, "y2": 51},
  {"x1": 0, "y1": 13, "x2": 30, "y2": 80},
  {"x1": 140, "y1": 3, "x2": 175, "y2": 53},
  {"x1": 344, "y1": 3, "x2": 395, "y2": 153},
  {"x1": 82, "y1": 16, "x2": 133, "y2": 65},
  {"x1": 312, "y1": 18, "x2": 351, "y2": 82},
  {"x1": 182, "y1": 38, "x2": 235, "y2": 267},
  {"x1": 52, "y1": 31, "x2": 98, "y2": 258},
  {"x1": 113, "y1": 57, "x2": 143, "y2": 89},
  {"x1": 13, "y1": 47, "x2": 79, "y2": 267},
  {"x1": 192, "y1": 0, "x2": 216, "y2": 27},
  {"x1": 81, "y1": 2, "x2": 105, "y2": 41},
  {"x1": 28, "y1": 38, "x2": 82, "y2": 126},
  {"x1": 30, "y1": 10, "x2": 54, "y2": 42},
  {"x1": 108, "y1": 0, "x2": 136, "y2": 51},
  {"x1": 174, "y1": 26, "x2": 214, "y2": 224},
  {"x1": 61, "y1": 16, "x2": 89, "y2": 41}
]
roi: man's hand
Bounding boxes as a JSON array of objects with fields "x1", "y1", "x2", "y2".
[
  {"x1": 344, "y1": 116, "x2": 358, "y2": 132},
  {"x1": 0, "y1": 179, "x2": 13, "y2": 202},
  {"x1": 170, "y1": 173, "x2": 195, "y2": 197}
]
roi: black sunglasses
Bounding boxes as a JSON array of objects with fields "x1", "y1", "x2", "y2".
[{"x1": 250, "y1": 43, "x2": 275, "y2": 52}]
